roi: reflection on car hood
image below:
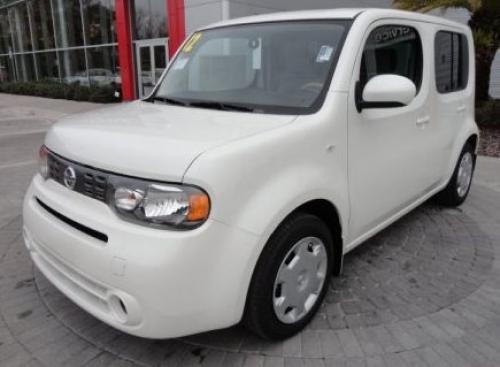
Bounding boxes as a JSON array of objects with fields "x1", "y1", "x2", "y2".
[{"x1": 45, "y1": 100, "x2": 295, "y2": 182}]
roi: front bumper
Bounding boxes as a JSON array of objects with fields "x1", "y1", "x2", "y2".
[{"x1": 23, "y1": 174, "x2": 260, "y2": 338}]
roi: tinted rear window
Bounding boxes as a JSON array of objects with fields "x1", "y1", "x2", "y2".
[{"x1": 434, "y1": 31, "x2": 469, "y2": 93}]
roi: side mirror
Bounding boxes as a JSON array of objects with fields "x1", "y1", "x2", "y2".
[{"x1": 356, "y1": 74, "x2": 416, "y2": 112}]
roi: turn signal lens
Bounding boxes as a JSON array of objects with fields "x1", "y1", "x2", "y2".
[
  {"x1": 187, "y1": 193, "x2": 210, "y2": 221},
  {"x1": 38, "y1": 145, "x2": 49, "y2": 179}
]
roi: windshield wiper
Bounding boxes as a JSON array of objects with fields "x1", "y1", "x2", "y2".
[
  {"x1": 149, "y1": 96, "x2": 188, "y2": 106},
  {"x1": 189, "y1": 101, "x2": 254, "y2": 112}
]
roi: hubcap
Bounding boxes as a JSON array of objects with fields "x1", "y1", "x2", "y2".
[
  {"x1": 457, "y1": 152, "x2": 473, "y2": 198},
  {"x1": 273, "y1": 237, "x2": 328, "y2": 324}
]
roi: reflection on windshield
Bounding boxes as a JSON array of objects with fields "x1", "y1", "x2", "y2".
[{"x1": 153, "y1": 21, "x2": 350, "y2": 114}]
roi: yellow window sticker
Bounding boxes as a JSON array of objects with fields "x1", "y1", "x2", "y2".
[{"x1": 183, "y1": 32, "x2": 202, "y2": 53}]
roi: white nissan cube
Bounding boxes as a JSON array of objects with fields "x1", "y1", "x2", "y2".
[{"x1": 23, "y1": 9, "x2": 478, "y2": 340}]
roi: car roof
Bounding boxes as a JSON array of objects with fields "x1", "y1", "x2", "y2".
[{"x1": 202, "y1": 8, "x2": 468, "y2": 31}]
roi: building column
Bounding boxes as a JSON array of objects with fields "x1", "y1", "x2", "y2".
[
  {"x1": 115, "y1": 0, "x2": 135, "y2": 100},
  {"x1": 167, "y1": 0, "x2": 185, "y2": 57}
]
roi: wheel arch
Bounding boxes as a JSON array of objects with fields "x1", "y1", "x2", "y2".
[
  {"x1": 465, "y1": 133, "x2": 479, "y2": 155},
  {"x1": 292, "y1": 199, "x2": 344, "y2": 276},
  {"x1": 242, "y1": 198, "x2": 344, "y2": 329},
  {"x1": 250, "y1": 198, "x2": 345, "y2": 288}
]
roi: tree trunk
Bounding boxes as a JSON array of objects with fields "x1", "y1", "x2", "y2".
[{"x1": 469, "y1": 8, "x2": 500, "y2": 103}]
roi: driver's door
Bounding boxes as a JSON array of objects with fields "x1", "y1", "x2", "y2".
[{"x1": 347, "y1": 22, "x2": 431, "y2": 245}]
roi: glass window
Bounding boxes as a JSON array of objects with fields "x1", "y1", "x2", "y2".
[
  {"x1": 154, "y1": 21, "x2": 349, "y2": 114},
  {"x1": 0, "y1": 56, "x2": 15, "y2": 82},
  {"x1": 434, "y1": 31, "x2": 469, "y2": 93},
  {"x1": 52, "y1": 0, "x2": 84, "y2": 48},
  {"x1": 9, "y1": 3, "x2": 32, "y2": 53},
  {"x1": 154, "y1": 44, "x2": 166, "y2": 81},
  {"x1": 132, "y1": 0, "x2": 167, "y2": 40},
  {"x1": 87, "y1": 46, "x2": 120, "y2": 90},
  {"x1": 59, "y1": 49, "x2": 86, "y2": 84},
  {"x1": 14, "y1": 54, "x2": 36, "y2": 81},
  {"x1": 0, "y1": 9, "x2": 12, "y2": 55},
  {"x1": 27, "y1": 0, "x2": 56, "y2": 50},
  {"x1": 82, "y1": 0, "x2": 116, "y2": 45},
  {"x1": 360, "y1": 25, "x2": 423, "y2": 92},
  {"x1": 35, "y1": 51, "x2": 60, "y2": 81}
]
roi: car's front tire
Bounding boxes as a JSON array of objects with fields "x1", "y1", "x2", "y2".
[
  {"x1": 244, "y1": 213, "x2": 334, "y2": 340},
  {"x1": 435, "y1": 142, "x2": 476, "y2": 206}
]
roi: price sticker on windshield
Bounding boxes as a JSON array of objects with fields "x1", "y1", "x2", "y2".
[
  {"x1": 316, "y1": 45, "x2": 334, "y2": 63},
  {"x1": 183, "y1": 32, "x2": 202, "y2": 53}
]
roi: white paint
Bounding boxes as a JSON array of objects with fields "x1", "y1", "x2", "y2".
[{"x1": 362, "y1": 74, "x2": 416, "y2": 105}]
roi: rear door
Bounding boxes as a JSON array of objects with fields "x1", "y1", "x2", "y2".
[{"x1": 432, "y1": 29, "x2": 470, "y2": 176}]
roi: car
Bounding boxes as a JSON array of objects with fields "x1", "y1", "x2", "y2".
[
  {"x1": 65, "y1": 68, "x2": 119, "y2": 87},
  {"x1": 23, "y1": 8, "x2": 478, "y2": 340}
]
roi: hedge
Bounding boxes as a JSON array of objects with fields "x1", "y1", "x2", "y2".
[
  {"x1": 476, "y1": 100, "x2": 500, "y2": 126},
  {"x1": 0, "y1": 81, "x2": 120, "y2": 103}
]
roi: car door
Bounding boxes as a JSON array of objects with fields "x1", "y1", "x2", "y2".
[
  {"x1": 347, "y1": 21, "x2": 431, "y2": 244},
  {"x1": 432, "y1": 29, "x2": 471, "y2": 176}
]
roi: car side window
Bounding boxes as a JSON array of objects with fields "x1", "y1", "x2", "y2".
[
  {"x1": 360, "y1": 25, "x2": 423, "y2": 92},
  {"x1": 434, "y1": 31, "x2": 469, "y2": 93}
]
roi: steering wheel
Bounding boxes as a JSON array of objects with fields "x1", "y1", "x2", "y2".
[{"x1": 299, "y1": 82, "x2": 323, "y2": 93}]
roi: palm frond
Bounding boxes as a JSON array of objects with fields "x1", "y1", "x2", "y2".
[{"x1": 392, "y1": 0, "x2": 474, "y2": 12}]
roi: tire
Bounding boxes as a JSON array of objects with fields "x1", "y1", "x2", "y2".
[
  {"x1": 244, "y1": 213, "x2": 334, "y2": 340},
  {"x1": 435, "y1": 143, "x2": 476, "y2": 207}
]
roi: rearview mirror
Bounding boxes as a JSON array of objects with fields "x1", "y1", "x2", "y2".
[{"x1": 356, "y1": 74, "x2": 416, "y2": 112}]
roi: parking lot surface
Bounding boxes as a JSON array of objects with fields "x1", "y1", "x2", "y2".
[{"x1": 1, "y1": 94, "x2": 500, "y2": 367}]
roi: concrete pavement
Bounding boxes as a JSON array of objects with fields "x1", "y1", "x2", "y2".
[{"x1": 1, "y1": 94, "x2": 500, "y2": 367}]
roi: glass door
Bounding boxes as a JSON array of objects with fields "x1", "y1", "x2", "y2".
[{"x1": 135, "y1": 38, "x2": 168, "y2": 98}]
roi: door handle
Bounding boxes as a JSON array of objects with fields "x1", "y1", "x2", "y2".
[
  {"x1": 457, "y1": 105, "x2": 466, "y2": 113},
  {"x1": 416, "y1": 116, "x2": 430, "y2": 127}
]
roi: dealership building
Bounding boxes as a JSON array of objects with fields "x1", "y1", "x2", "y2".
[{"x1": 0, "y1": 0, "x2": 498, "y2": 101}]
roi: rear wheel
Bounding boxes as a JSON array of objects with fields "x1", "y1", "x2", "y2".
[
  {"x1": 435, "y1": 143, "x2": 476, "y2": 206},
  {"x1": 244, "y1": 213, "x2": 333, "y2": 340}
]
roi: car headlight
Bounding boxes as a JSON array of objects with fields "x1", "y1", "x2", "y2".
[
  {"x1": 38, "y1": 145, "x2": 49, "y2": 179},
  {"x1": 110, "y1": 180, "x2": 210, "y2": 229}
]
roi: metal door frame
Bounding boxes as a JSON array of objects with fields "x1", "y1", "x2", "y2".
[{"x1": 134, "y1": 37, "x2": 168, "y2": 98}]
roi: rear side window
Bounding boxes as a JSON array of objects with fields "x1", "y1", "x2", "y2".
[
  {"x1": 434, "y1": 31, "x2": 469, "y2": 93},
  {"x1": 360, "y1": 25, "x2": 423, "y2": 91}
]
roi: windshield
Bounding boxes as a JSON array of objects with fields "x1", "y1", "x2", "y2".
[{"x1": 152, "y1": 21, "x2": 350, "y2": 114}]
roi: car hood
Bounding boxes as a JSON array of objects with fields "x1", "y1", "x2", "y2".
[{"x1": 45, "y1": 101, "x2": 295, "y2": 182}]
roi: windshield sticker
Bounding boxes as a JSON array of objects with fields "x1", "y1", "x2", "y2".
[
  {"x1": 172, "y1": 57, "x2": 189, "y2": 70},
  {"x1": 316, "y1": 45, "x2": 334, "y2": 63},
  {"x1": 183, "y1": 32, "x2": 202, "y2": 53}
]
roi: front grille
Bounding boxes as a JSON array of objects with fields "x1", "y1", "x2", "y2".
[
  {"x1": 82, "y1": 172, "x2": 107, "y2": 201},
  {"x1": 47, "y1": 153, "x2": 109, "y2": 203}
]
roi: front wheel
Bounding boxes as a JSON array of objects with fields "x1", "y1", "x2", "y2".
[
  {"x1": 244, "y1": 213, "x2": 333, "y2": 340},
  {"x1": 435, "y1": 143, "x2": 476, "y2": 206}
]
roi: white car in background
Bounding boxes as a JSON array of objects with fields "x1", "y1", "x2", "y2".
[
  {"x1": 23, "y1": 9, "x2": 478, "y2": 340},
  {"x1": 65, "y1": 68, "x2": 120, "y2": 87}
]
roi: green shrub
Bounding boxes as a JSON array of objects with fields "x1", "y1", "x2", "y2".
[
  {"x1": 0, "y1": 81, "x2": 120, "y2": 103},
  {"x1": 73, "y1": 85, "x2": 92, "y2": 101},
  {"x1": 476, "y1": 100, "x2": 500, "y2": 126}
]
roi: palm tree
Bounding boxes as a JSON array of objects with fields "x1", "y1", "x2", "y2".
[{"x1": 393, "y1": 0, "x2": 500, "y2": 102}]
